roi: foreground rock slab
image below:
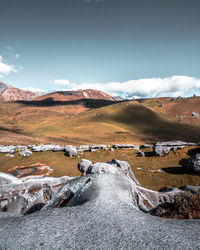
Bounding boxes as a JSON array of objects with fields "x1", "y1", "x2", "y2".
[
  {"x1": 1, "y1": 159, "x2": 200, "y2": 249},
  {"x1": 1, "y1": 173, "x2": 200, "y2": 249}
]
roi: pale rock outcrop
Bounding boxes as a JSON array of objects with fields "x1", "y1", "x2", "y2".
[
  {"x1": 78, "y1": 159, "x2": 92, "y2": 175},
  {"x1": 0, "y1": 145, "x2": 16, "y2": 154},
  {"x1": 153, "y1": 141, "x2": 196, "y2": 156},
  {"x1": 64, "y1": 146, "x2": 77, "y2": 157},
  {"x1": 186, "y1": 153, "x2": 200, "y2": 172},
  {"x1": 19, "y1": 149, "x2": 32, "y2": 157}
]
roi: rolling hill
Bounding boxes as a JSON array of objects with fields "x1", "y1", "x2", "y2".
[{"x1": 1, "y1": 96, "x2": 200, "y2": 145}]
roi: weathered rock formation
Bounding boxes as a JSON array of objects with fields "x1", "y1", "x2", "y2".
[
  {"x1": 153, "y1": 141, "x2": 196, "y2": 156},
  {"x1": 1, "y1": 160, "x2": 200, "y2": 249},
  {"x1": 0, "y1": 173, "x2": 71, "y2": 214}
]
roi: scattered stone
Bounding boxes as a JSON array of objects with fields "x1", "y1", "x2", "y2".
[
  {"x1": 192, "y1": 112, "x2": 199, "y2": 119},
  {"x1": 19, "y1": 149, "x2": 32, "y2": 157},
  {"x1": 138, "y1": 151, "x2": 145, "y2": 157},
  {"x1": 5, "y1": 154, "x2": 14, "y2": 157}
]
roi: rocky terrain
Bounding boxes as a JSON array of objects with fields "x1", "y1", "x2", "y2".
[
  {"x1": 1, "y1": 158, "x2": 200, "y2": 249},
  {"x1": 0, "y1": 82, "x2": 37, "y2": 101},
  {"x1": 0, "y1": 140, "x2": 196, "y2": 156}
]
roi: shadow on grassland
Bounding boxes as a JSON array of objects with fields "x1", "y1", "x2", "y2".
[{"x1": 15, "y1": 98, "x2": 119, "y2": 109}]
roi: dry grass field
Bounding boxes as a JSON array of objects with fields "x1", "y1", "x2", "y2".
[
  {"x1": 1, "y1": 96, "x2": 200, "y2": 191},
  {"x1": 1, "y1": 97, "x2": 200, "y2": 145},
  {"x1": 1, "y1": 146, "x2": 200, "y2": 191}
]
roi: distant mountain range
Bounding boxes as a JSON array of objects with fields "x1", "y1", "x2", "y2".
[
  {"x1": 0, "y1": 82, "x2": 37, "y2": 102},
  {"x1": 0, "y1": 82, "x2": 115, "y2": 102}
]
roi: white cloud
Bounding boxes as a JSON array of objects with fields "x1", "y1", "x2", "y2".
[
  {"x1": 53, "y1": 79, "x2": 71, "y2": 86},
  {"x1": 53, "y1": 76, "x2": 200, "y2": 98},
  {"x1": 15, "y1": 54, "x2": 20, "y2": 59},
  {"x1": 0, "y1": 56, "x2": 17, "y2": 77}
]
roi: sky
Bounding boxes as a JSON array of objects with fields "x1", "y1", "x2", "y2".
[{"x1": 0, "y1": 0, "x2": 200, "y2": 98}]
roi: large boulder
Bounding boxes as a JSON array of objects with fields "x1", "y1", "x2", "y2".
[
  {"x1": 108, "y1": 159, "x2": 141, "y2": 186},
  {"x1": 186, "y1": 153, "x2": 200, "y2": 172},
  {"x1": 138, "y1": 151, "x2": 145, "y2": 157},
  {"x1": 78, "y1": 159, "x2": 92, "y2": 175},
  {"x1": 64, "y1": 146, "x2": 77, "y2": 157},
  {"x1": 87, "y1": 162, "x2": 119, "y2": 174},
  {"x1": 153, "y1": 141, "x2": 195, "y2": 156}
]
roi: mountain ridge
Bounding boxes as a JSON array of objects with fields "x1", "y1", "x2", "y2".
[
  {"x1": 0, "y1": 82, "x2": 38, "y2": 102},
  {"x1": 0, "y1": 82, "x2": 116, "y2": 102}
]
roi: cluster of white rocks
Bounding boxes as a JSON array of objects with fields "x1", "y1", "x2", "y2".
[
  {"x1": 0, "y1": 143, "x2": 142, "y2": 157},
  {"x1": 0, "y1": 141, "x2": 198, "y2": 158}
]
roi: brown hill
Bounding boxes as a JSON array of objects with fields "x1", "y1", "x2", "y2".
[
  {"x1": 0, "y1": 82, "x2": 37, "y2": 101},
  {"x1": 36, "y1": 89, "x2": 115, "y2": 101}
]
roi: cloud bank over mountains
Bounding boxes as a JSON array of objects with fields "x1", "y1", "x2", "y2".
[
  {"x1": 53, "y1": 76, "x2": 200, "y2": 99},
  {"x1": 0, "y1": 56, "x2": 17, "y2": 77}
]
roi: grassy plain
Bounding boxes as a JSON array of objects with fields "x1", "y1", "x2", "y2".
[{"x1": 1, "y1": 146, "x2": 200, "y2": 191}]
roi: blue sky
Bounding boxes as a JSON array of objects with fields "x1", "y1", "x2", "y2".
[{"x1": 0, "y1": 0, "x2": 200, "y2": 97}]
